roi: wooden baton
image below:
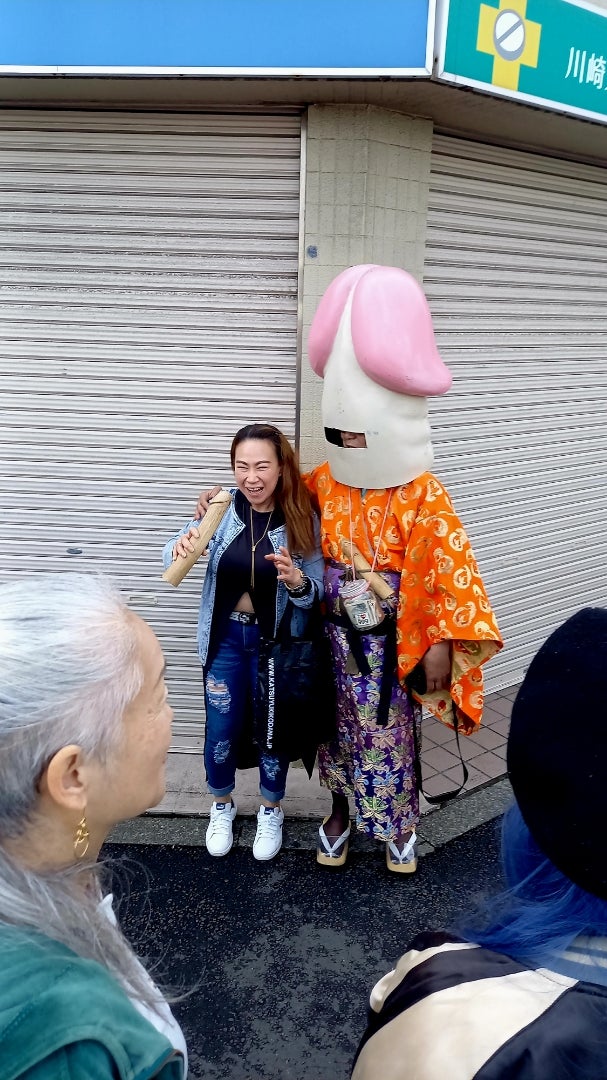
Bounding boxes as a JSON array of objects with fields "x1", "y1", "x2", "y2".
[
  {"x1": 162, "y1": 489, "x2": 232, "y2": 588},
  {"x1": 340, "y1": 540, "x2": 396, "y2": 602}
]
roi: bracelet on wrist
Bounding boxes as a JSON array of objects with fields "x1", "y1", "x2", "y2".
[
  {"x1": 286, "y1": 569, "x2": 304, "y2": 591},
  {"x1": 286, "y1": 570, "x2": 311, "y2": 597}
]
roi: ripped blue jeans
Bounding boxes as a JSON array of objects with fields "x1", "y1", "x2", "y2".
[{"x1": 203, "y1": 619, "x2": 290, "y2": 802}]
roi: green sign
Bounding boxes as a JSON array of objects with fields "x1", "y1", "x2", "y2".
[{"x1": 438, "y1": 0, "x2": 607, "y2": 123}]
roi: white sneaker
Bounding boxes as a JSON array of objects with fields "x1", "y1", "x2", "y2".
[
  {"x1": 205, "y1": 800, "x2": 237, "y2": 857},
  {"x1": 253, "y1": 805, "x2": 284, "y2": 861}
]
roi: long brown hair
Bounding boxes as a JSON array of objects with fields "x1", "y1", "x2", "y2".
[{"x1": 230, "y1": 423, "x2": 316, "y2": 555}]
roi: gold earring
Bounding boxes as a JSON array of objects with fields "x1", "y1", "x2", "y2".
[{"x1": 73, "y1": 815, "x2": 90, "y2": 859}]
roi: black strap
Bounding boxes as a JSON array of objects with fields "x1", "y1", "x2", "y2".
[
  {"x1": 376, "y1": 620, "x2": 397, "y2": 726},
  {"x1": 325, "y1": 610, "x2": 469, "y2": 800},
  {"x1": 271, "y1": 588, "x2": 322, "y2": 646},
  {"x1": 413, "y1": 707, "x2": 469, "y2": 804},
  {"x1": 327, "y1": 612, "x2": 395, "y2": 726},
  {"x1": 345, "y1": 629, "x2": 371, "y2": 678}
]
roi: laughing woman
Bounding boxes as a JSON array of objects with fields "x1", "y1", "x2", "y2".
[{"x1": 163, "y1": 423, "x2": 324, "y2": 862}]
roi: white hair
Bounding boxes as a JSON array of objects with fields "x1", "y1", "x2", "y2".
[
  {"x1": 0, "y1": 571, "x2": 142, "y2": 833},
  {"x1": 0, "y1": 572, "x2": 166, "y2": 1009}
]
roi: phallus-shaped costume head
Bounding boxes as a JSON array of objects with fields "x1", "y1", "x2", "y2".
[{"x1": 308, "y1": 264, "x2": 452, "y2": 489}]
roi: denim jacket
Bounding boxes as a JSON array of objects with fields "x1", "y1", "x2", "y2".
[{"x1": 162, "y1": 490, "x2": 325, "y2": 667}]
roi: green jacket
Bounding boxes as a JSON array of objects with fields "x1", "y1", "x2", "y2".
[{"x1": 0, "y1": 927, "x2": 185, "y2": 1079}]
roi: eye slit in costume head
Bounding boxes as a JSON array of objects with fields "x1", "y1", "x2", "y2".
[
  {"x1": 312, "y1": 265, "x2": 452, "y2": 489},
  {"x1": 340, "y1": 432, "x2": 367, "y2": 449}
]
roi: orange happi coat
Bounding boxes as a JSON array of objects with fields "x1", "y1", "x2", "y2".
[{"x1": 306, "y1": 463, "x2": 502, "y2": 733}]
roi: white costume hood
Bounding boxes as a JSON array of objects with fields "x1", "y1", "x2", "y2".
[{"x1": 307, "y1": 264, "x2": 452, "y2": 489}]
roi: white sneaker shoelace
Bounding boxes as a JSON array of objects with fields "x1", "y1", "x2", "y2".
[
  {"x1": 208, "y1": 803, "x2": 233, "y2": 833},
  {"x1": 253, "y1": 806, "x2": 284, "y2": 860},
  {"x1": 206, "y1": 800, "x2": 237, "y2": 857},
  {"x1": 256, "y1": 810, "x2": 282, "y2": 840}
]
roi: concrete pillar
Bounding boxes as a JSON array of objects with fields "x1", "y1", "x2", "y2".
[{"x1": 298, "y1": 104, "x2": 433, "y2": 469}]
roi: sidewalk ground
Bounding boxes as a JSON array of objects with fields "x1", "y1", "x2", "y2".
[{"x1": 110, "y1": 686, "x2": 518, "y2": 853}]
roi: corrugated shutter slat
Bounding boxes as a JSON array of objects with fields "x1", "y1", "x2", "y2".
[
  {"x1": 0, "y1": 109, "x2": 301, "y2": 751},
  {"x1": 424, "y1": 135, "x2": 607, "y2": 692}
]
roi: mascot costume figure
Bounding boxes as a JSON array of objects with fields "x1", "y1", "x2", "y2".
[{"x1": 306, "y1": 264, "x2": 502, "y2": 873}]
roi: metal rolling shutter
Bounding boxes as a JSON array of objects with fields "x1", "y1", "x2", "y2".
[
  {"x1": 424, "y1": 134, "x2": 607, "y2": 691},
  {"x1": 0, "y1": 108, "x2": 301, "y2": 750}
]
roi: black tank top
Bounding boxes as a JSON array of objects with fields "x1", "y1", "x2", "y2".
[{"x1": 209, "y1": 490, "x2": 286, "y2": 655}]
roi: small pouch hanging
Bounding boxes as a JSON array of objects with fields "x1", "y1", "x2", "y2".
[
  {"x1": 338, "y1": 487, "x2": 392, "y2": 632},
  {"x1": 339, "y1": 577, "x2": 385, "y2": 631}
]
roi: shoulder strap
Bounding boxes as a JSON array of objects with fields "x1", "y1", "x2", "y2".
[
  {"x1": 413, "y1": 710, "x2": 469, "y2": 805},
  {"x1": 274, "y1": 592, "x2": 323, "y2": 644}
]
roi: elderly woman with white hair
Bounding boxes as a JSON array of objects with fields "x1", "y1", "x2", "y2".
[{"x1": 0, "y1": 572, "x2": 187, "y2": 1079}]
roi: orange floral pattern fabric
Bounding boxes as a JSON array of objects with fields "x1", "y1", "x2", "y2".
[{"x1": 306, "y1": 463, "x2": 502, "y2": 733}]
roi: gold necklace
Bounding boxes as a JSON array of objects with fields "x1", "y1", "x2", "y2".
[{"x1": 250, "y1": 504, "x2": 273, "y2": 590}]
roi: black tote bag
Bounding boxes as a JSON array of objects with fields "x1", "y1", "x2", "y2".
[{"x1": 255, "y1": 601, "x2": 337, "y2": 775}]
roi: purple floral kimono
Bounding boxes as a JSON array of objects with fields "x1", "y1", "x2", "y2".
[{"x1": 318, "y1": 564, "x2": 420, "y2": 842}]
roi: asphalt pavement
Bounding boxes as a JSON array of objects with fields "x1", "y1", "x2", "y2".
[{"x1": 104, "y1": 811, "x2": 505, "y2": 1080}]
